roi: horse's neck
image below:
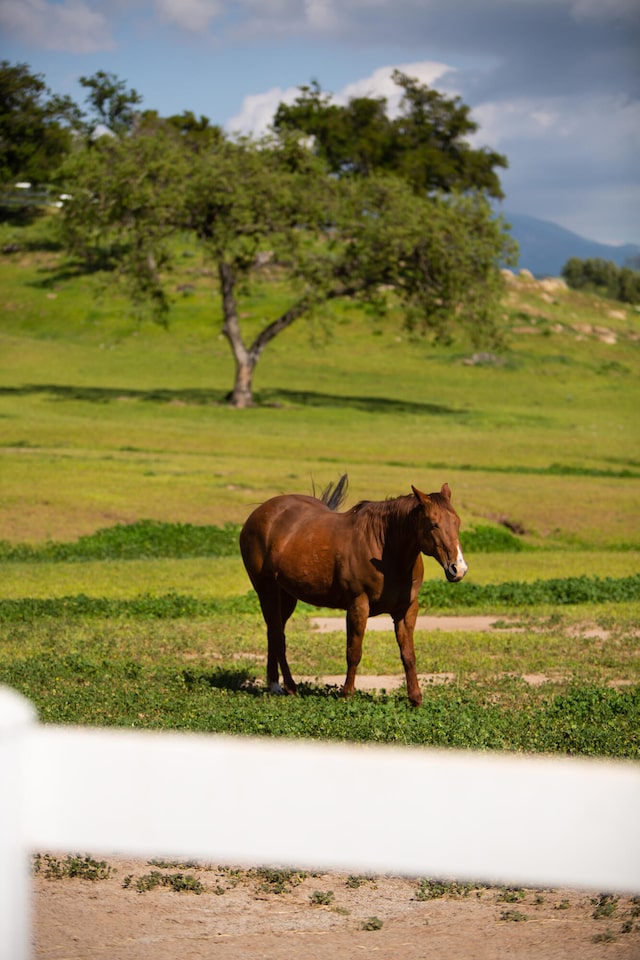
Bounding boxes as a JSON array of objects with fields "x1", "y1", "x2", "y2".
[{"x1": 358, "y1": 498, "x2": 421, "y2": 564}]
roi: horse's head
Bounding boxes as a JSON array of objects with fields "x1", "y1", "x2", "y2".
[{"x1": 411, "y1": 483, "x2": 468, "y2": 583}]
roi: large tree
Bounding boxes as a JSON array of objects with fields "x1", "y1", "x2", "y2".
[
  {"x1": 0, "y1": 61, "x2": 81, "y2": 185},
  {"x1": 60, "y1": 125, "x2": 514, "y2": 407},
  {"x1": 274, "y1": 71, "x2": 507, "y2": 198}
]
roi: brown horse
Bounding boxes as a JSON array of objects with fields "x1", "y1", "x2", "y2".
[{"x1": 239, "y1": 476, "x2": 468, "y2": 706}]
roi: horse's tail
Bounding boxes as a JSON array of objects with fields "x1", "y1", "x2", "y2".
[{"x1": 317, "y1": 473, "x2": 349, "y2": 511}]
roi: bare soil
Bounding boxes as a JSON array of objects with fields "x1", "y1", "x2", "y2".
[
  {"x1": 311, "y1": 614, "x2": 520, "y2": 634},
  {"x1": 33, "y1": 856, "x2": 640, "y2": 959}
]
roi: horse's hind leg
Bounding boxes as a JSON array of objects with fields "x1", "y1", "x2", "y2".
[{"x1": 258, "y1": 583, "x2": 298, "y2": 694}]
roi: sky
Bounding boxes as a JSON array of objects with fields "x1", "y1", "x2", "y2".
[{"x1": 1, "y1": 0, "x2": 639, "y2": 246}]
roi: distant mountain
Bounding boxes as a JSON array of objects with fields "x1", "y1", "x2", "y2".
[{"x1": 502, "y1": 211, "x2": 640, "y2": 278}]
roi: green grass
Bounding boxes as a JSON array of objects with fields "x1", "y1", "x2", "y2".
[
  {"x1": 0, "y1": 213, "x2": 638, "y2": 760},
  {"x1": 2, "y1": 650, "x2": 637, "y2": 756},
  {"x1": 0, "y1": 549, "x2": 637, "y2": 600},
  {"x1": 0, "y1": 574, "x2": 637, "y2": 621}
]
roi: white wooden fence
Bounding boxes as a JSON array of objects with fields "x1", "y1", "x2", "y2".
[{"x1": 2, "y1": 685, "x2": 639, "y2": 959}]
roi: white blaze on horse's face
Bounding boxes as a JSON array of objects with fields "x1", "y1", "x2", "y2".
[{"x1": 446, "y1": 543, "x2": 468, "y2": 583}]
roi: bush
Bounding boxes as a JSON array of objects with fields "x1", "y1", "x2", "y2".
[{"x1": 562, "y1": 257, "x2": 640, "y2": 304}]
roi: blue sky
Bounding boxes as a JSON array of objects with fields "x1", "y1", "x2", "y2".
[{"x1": 2, "y1": 0, "x2": 639, "y2": 246}]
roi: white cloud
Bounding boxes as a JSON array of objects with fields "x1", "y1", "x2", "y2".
[
  {"x1": 225, "y1": 86, "x2": 301, "y2": 136},
  {"x1": 154, "y1": 0, "x2": 225, "y2": 32},
  {"x1": 225, "y1": 61, "x2": 454, "y2": 136},
  {"x1": 473, "y1": 94, "x2": 640, "y2": 159},
  {"x1": 340, "y1": 61, "x2": 453, "y2": 113},
  {"x1": 0, "y1": 0, "x2": 113, "y2": 53}
]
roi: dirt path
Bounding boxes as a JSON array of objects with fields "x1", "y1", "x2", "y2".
[
  {"x1": 33, "y1": 856, "x2": 640, "y2": 959},
  {"x1": 311, "y1": 614, "x2": 516, "y2": 633}
]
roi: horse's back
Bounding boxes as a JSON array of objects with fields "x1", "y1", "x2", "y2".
[
  {"x1": 240, "y1": 493, "x2": 348, "y2": 597},
  {"x1": 240, "y1": 494, "x2": 336, "y2": 564}
]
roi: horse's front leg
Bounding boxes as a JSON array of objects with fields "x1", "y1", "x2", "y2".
[
  {"x1": 343, "y1": 595, "x2": 369, "y2": 698},
  {"x1": 393, "y1": 599, "x2": 422, "y2": 706}
]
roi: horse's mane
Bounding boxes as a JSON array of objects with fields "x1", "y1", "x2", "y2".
[{"x1": 349, "y1": 494, "x2": 418, "y2": 545}]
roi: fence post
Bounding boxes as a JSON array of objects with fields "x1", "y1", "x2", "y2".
[{"x1": 0, "y1": 688, "x2": 37, "y2": 960}]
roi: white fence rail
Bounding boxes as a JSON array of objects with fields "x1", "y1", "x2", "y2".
[{"x1": 2, "y1": 685, "x2": 640, "y2": 959}]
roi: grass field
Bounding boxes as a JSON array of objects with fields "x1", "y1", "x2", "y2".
[{"x1": 0, "y1": 210, "x2": 638, "y2": 755}]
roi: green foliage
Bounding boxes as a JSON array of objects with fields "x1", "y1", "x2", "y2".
[
  {"x1": 0, "y1": 520, "x2": 241, "y2": 562},
  {"x1": 460, "y1": 524, "x2": 525, "y2": 553},
  {"x1": 362, "y1": 916, "x2": 384, "y2": 930},
  {"x1": 498, "y1": 887, "x2": 527, "y2": 903},
  {"x1": 0, "y1": 60, "x2": 80, "y2": 185},
  {"x1": 78, "y1": 70, "x2": 142, "y2": 138},
  {"x1": 33, "y1": 854, "x2": 111, "y2": 881},
  {"x1": 126, "y1": 870, "x2": 204, "y2": 894},
  {"x1": 310, "y1": 889, "x2": 335, "y2": 905},
  {"x1": 419, "y1": 574, "x2": 640, "y2": 609},
  {"x1": 0, "y1": 592, "x2": 257, "y2": 621},
  {"x1": 500, "y1": 909, "x2": 529, "y2": 922},
  {"x1": 415, "y1": 878, "x2": 475, "y2": 900},
  {"x1": 562, "y1": 257, "x2": 640, "y2": 304},
  {"x1": 345, "y1": 875, "x2": 373, "y2": 889},
  {"x1": 274, "y1": 71, "x2": 507, "y2": 198},
  {"x1": 60, "y1": 126, "x2": 186, "y2": 312},
  {"x1": 252, "y1": 867, "x2": 306, "y2": 894}
]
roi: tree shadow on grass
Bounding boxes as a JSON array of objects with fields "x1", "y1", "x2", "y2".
[
  {"x1": 258, "y1": 388, "x2": 461, "y2": 417},
  {"x1": 0, "y1": 383, "x2": 465, "y2": 417},
  {"x1": 0, "y1": 383, "x2": 229, "y2": 405}
]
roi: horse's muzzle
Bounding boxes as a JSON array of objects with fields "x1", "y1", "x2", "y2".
[{"x1": 445, "y1": 547, "x2": 468, "y2": 583}]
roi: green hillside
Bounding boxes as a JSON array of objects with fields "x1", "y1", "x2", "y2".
[{"x1": 1, "y1": 211, "x2": 638, "y2": 550}]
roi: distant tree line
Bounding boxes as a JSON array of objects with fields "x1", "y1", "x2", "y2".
[
  {"x1": 1, "y1": 60, "x2": 516, "y2": 406},
  {"x1": 562, "y1": 257, "x2": 640, "y2": 304}
]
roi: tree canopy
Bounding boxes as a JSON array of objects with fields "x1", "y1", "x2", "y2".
[
  {"x1": 273, "y1": 71, "x2": 508, "y2": 198},
  {"x1": 562, "y1": 257, "x2": 640, "y2": 304},
  {"x1": 0, "y1": 61, "x2": 80, "y2": 185},
  {"x1": 78, "y1": 70, "x2": 142, "y2": 138}
]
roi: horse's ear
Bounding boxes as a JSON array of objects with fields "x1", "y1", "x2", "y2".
[
  {"x1": 412, "y1": 485, "x2": 431, "y2": 505},
  {"x1": 440, "y1": 483, "x2": 451, "y2": 501}
]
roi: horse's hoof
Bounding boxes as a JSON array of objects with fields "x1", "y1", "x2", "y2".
[{"x1": 269, "y1": 681, "x2": 285, "y2": 695}]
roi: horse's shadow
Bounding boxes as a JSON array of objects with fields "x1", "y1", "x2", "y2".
[{"x1": 180, "y1": 668, "x2": 381, "y2": 701}]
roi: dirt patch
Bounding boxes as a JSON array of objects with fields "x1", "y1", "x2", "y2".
[
  {"x1": 311, "y1": 615, "x2": 519, "y2": 634},
  {"x1": 33, "y1": 856, "x2": 640, "y2": 959}
]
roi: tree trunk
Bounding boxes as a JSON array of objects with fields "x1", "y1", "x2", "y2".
[
  {"x1": 219, "y1": 261, "x2": 256, "y2": 408},
  {"x1": 229, "y1": 355, "x2": 256, "y2": 409},
  {"x1": 218, "y1": 260, "x2": 338, "y2": 408}
]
